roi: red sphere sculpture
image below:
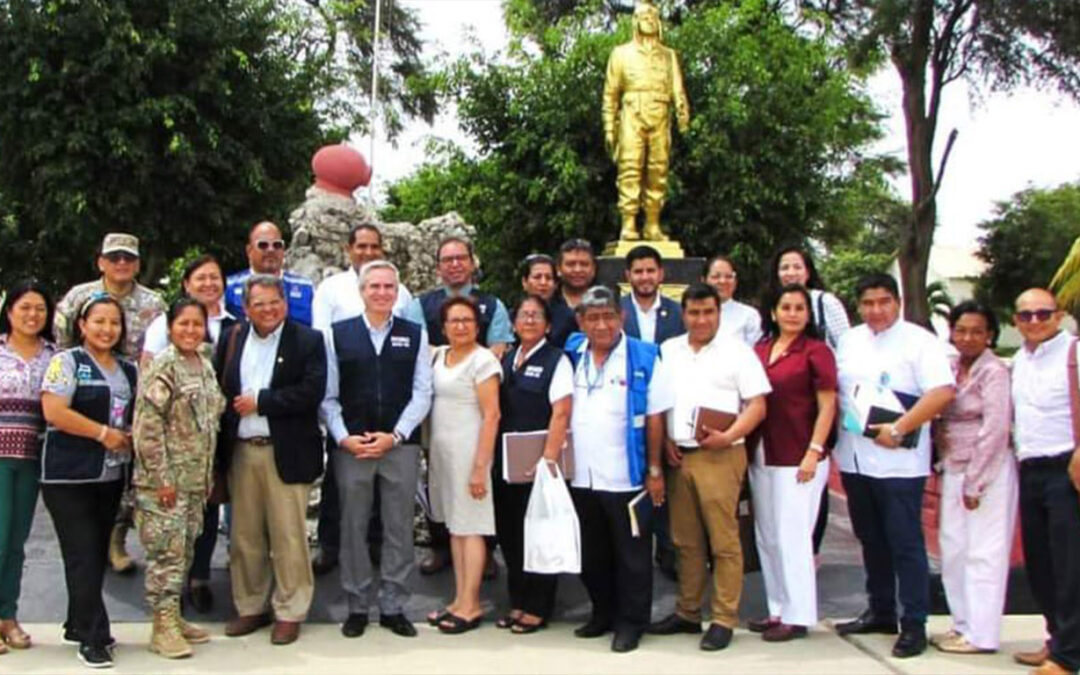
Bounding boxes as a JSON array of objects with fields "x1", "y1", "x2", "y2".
[{"x1": 311, "y1": 144, "x2": 372, "y2": 197}]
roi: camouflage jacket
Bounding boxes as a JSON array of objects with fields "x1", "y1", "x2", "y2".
[
  {"x1": 54, "y1": 279, "x2": 167, "y2": 360},
  {"x1": 132, "y1": 345, "x2": 226, "y2": 492}
]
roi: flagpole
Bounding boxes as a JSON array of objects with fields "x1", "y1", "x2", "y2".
[{"x1": 368, "y1": 0, "x2": 382, "y2": 203}]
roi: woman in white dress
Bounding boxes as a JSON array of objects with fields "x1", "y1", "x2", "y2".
[{"x1": 427, "y1": 296, "x2": 502, "y2": 634}]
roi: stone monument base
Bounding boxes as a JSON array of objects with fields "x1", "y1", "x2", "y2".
[{"x1": 602, "y1": 238, "x2": 685, "y2": 259}]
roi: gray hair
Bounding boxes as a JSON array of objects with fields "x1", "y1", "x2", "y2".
[
  {"x1": 575, "y1": 285, "x2": 619, "y2": 315},
  {"x1": 243, "y1": 274, "x2": 285, "y2": 304},
  {"x1": 358, "y1": 260, "x2": 400, "y2": 288}
]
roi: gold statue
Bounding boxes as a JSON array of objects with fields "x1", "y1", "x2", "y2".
[{"x1": 602, "y1": 0, "x2": 690, "y2": 242}]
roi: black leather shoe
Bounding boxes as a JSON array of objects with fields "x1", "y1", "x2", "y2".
[
  {"x1": 891, "y1": 628, "x2": 927, "y2": 658},
  {"x1": 612, "y1": 629, "x2": 642, "y2": 653},
  {"x1": 188, "y1": 584, "x2": 213, "y2": 614},
  {"x1": 835, "y1": 609, "x2": 899, "y2": 636},
  {"x1": 379, "y1": 613, "x2": 417, "y2": 637},
  {"x1": 700, "y1": 623, "x2": 734, "y2": 651},
  {"x1": 647, "y1": 613, "x2": 702, "y2": 635},
  {"x1": 574, "y1": 618, "x2": 612, "y2": 638},
  {"x1": 341, "y1": 613, "x2": 368, "y2": 638},
  {"x1": 312, "y1": 550, "x2": 339, "y2": 577}
]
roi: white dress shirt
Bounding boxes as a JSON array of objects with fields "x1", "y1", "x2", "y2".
[
  {"x1": 311, "y1": 266, "x2": 414, "y2": 331},
  {"x1": 511, "y1": 339, "x2": 574, "y2": 403},
  {"x1": 569, "y1": 334, "x2": 674, "y2": 492},
  {"x1": 321, "y1": 313, "x2": 433, "y2": 445},
  {"x1": 237, "y1": 322, "x2": 284, "y2": 439},
  {"x1": 719, "y1": 299, "x2": 763, "y2": 347},
  {"x1": 1012, "y1": 330, "x2": 1078, "y2": 460},
  {"x1": 661, "y1": 332, "x2": 771, "y2": 447},
  {"x1": 142, "y1": 301, "x2": 234, "y2": 355},
  {"x1": 631, "y1": 295, "x2": 659, "y2": 344},
  {"x1": 834, "y1": 320, "x2": 955, "y2": 478}
]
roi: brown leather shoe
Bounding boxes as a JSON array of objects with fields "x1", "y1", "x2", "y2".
[
  {"x1": 271, "y1": 621, "x2": 301, "y2": 645},
  {"x1": 224, "y1": 613, "x2": 273, "y2": 637},
  {"x1": 1032, "y1": 659, "x2": 1074, "y2": 675},
  {"x1": 1015, "y1": 646, "x2": 1050, "y2": 667}
]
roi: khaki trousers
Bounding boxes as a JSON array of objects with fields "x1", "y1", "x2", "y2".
[
  {"x1": 669, "y1": 444, "x2": 746, "y2": 628},
  {"x1": 228, "y1": 441, "x2": 313, "y2": 621}
]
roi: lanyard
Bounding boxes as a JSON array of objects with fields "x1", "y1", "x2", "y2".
[{"x1": 583, "y1": 350, "x2": 609, "y2": 395}]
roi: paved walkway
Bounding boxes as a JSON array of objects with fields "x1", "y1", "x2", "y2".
[{"x1": 3, "y1": 616, "x2": 1046, "y2": 674}]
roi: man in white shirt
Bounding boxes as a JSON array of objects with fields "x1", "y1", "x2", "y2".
[
  {"x1": 648, "y1": 283, "x2": 769, "y2": 651},
  {"x1": 311, "y1": 224, "x2": 413, "y2": 576},
  {"x1": 833, "y1": 273, "x2": 955, "y2": 659},
  {"x1": 1009, "y1": 288, "x2": 1080, "y2": 675},
  {"x1": 565, "y1": 286, "x2": 674, "y2": 653}
]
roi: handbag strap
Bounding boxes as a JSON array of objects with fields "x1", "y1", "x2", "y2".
[{"x1": 1069, "y1": 337, "x2": 1080, "y2": 447}]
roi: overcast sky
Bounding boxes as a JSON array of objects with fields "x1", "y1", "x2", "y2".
[{"x1": 366, "y1": 0, "x2": 1080, "y2": 250}]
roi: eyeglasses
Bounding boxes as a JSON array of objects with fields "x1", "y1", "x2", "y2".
[
  {"x1": 103, "y1": 252, "x2": 138, "y2": 263},
  {"x1": 1015, "y1": 309, "x2": 1056, "y2": 323},
  {"x1": 439, "y1": 254, "x2": 471, "y2": 265},
  {"x1": 516, "y1": 311, "x2": 545, "y2": 323},
  {"x1": 255, "y1": 239, "x2": 285, "y2": 251}
]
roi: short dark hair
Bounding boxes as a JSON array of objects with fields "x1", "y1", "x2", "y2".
[
  {"x1": 436, "y1": 236, "x2": 474, "y2": 261},
  {"x1": 557, "y1": 238, "x2": 594, "y2": 265},
  {"x1": 513, "y1": 294, "x2": 552, "y2": 325},
  {"x1": 439, "y1": 295, "x2": 480, "y2": 326},
  {"x1": 0, "y1": 280, "x2": 55, "y2": 342},
  {"x1": 680, "y1": 283, "x2": 720, "y2": 310},
  {"x1": 949, "y1": 300, "x2": 1000, "y2": 348},
  {"x1": 166, "y1": 296, "x2": 208, "y2": 328},
  {"x1": 75, "y1": 295, "x2": 128, "y2": 355},
  {"x1": 855, "y1": 273, "x2": 900, "y2": 301},
  {"x1": 243, "y1": 274, "x2": 286, "y2": 304},
  {"x1": 520, "y1": 253, "x2": 556, "y2": 281},
  {"x1": 761, "y1": 284, "x2": 822, "y2": 340},
  {"x1": 181, "y1": 254, "x2": 223, "y2": 285},
  {"x1": 348, "y1": 223, "x2": 383, "y2": 247},
  {"x1": 575, "y1": 285, "x2": 620, "y2": 315},
  {"x1": 702, "y1": 254, "x2": 736, "y2": 279},
  {"x1": 625, "y1": 245, "x2": 662, "y2": 270}
]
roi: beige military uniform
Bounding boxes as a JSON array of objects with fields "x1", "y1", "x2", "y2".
[{"x1": 54, "y1": 279, "x2": 167, "y2": 361}]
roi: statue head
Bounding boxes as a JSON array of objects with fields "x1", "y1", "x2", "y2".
[
  {"x1": 633, "y1": 1, "x2": 662, "y2": 40},
  {"x1": 311, "y1": 144, "x2": 372, "y2": 198}
]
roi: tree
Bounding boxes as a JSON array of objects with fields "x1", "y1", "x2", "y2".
[
  {"x1": 799, "y1": 0, "x2": 1080, "y2": 326},
  {"x1": 974, "y1": 180, "x2": 1080, "y2": 319},
  {"x1": 385, "y1": 0, "x2": 888, "y2": 300}
]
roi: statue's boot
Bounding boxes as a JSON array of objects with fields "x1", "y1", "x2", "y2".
[
  {"x1": 642, "y1": 211, "x2": 669, "y2": 241},
  {"x1": 619, "y1": 214, "x2": 641, "y2": 241}
]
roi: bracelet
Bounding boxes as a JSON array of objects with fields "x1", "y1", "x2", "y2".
[
  {"x1": 97, "y1": 424, "x2": 109, "y2": 443},
  {"x1": 808, "y1": 442, "x2": 825, "y2": 454}
]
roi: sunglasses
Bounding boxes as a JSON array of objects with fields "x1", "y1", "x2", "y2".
[
  {"x1": 103, "y1": 252, "x2": 137, "y2": 263},
  {"x1": 1014, "y1": 309, "x2": 1056, "y2": 323},
  {"x1": 255, "y1": 239, "x2": 285, "y2": 251}
]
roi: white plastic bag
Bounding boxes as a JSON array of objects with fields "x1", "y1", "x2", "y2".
[{"x1": 523, "y1": 459, "x2": 581, "y2": 574}]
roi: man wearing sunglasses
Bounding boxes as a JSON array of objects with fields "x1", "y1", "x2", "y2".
[
  {"x1": 53, "y1": 232, "x2": 168, "y2": 575},
  {"x1": 225, "y1": 221, "x2": 315, "y2": 326},
  {"x1": 1010, "y1": 288, "x2": 1080, "y2": 675}
]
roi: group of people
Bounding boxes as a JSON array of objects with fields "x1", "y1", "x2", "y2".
[{"x1": 0, "y1": 225, "x2": 1077, "y2": 675}]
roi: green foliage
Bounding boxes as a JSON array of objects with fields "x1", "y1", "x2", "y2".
[
  {"x1": 926, "y1": 280, "x2": 955, "y2": 321},
  {"x1": 385, "y1": 0, "x2": 888, "y2": 300},
  {"x1": 975, "y1": 180, "x2": 1080, "y2": 318},
  {"x1": 160, "y1": 246, "x2": 206, "y2": 305},
  {"x1": 819, "y1": 248, "x2": 892, "y2": 315}
]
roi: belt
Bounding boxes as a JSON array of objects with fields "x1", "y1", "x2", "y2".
[
  {"x1": 1020, "y1": 451, "x2": 1071, "y2": 469},
  {"x1": 677, "y1": 440, "x2": 745, "y2": 454},
  {"x1": 240, "y1": 436, "x2": 273, "y2": 447}
]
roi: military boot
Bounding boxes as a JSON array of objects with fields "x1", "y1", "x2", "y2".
[
  {"x1": 619, "y1": 214, "x2": 641, "y2": 241},
  {"x1": 108, "y1": 522, "x2": 136, "y2": 574},
  {"x1": 149, "y1": 608, "x2": 192, "y2": 659},
  {"x1": 176, "y1": 610, "x2": 211, "y2": 645},
  {"x1": 642, "y1": 210, "x2": 669, "y2": 241}
]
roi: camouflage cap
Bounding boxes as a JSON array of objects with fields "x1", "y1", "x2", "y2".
[{"x1": 101, "y1": 232, "x2": 140, "y2": 257}]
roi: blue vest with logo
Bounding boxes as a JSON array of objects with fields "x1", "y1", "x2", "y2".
[
  {"x1": 419, "y1": 288, "x2": 496, "y2": 347},
  {"x1": 496, "y1": 342, "x2": 564, "y2": 478},
  {"x1": 41, "y1": 349, "x2": 137, "y2": 483},
  {"x1": 564, "y1": 333, "x2": 658, "y2": 486},
  {"x1": 331, "y1": 316, "x2": 422, "y2": 442}
]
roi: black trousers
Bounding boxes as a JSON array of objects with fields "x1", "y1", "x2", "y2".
[
  {"x1": 840, "y1": 472, "x2": 929, "y2": 626},
  {"x1": 188, "y1": 503, "x2": 219, "y2": 582},
  {"x1": 1020, "y1": 453, "x2": 1080, "y2": 671},
  {"x1": 493, "y1": 477, "x2": 558, "y2": 619},
  {"x1": 571, "y1": 488, "x2": 652, "y2": 632},
  {"x1": 41, "y1": 480, "x2": 123, "y2": 647}
]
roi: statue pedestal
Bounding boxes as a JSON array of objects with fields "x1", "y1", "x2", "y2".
[{"x1": 602, "y1": 238, "x2": 685, "y2": 259}]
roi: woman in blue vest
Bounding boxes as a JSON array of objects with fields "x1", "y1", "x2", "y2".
[
  {"x1": 493, "y1": 295, "x2": 573, "y2": 634},
  {"x1": 40, "y1": 295, "x2": 137, "y2": 669}
]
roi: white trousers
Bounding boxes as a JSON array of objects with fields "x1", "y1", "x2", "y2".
[
  {"x1": 939, "y1": 459, "x2": 1018, "y2": 650},
  {"x1": 750, "y1": 446, "x2": 828, "y2": 627}
]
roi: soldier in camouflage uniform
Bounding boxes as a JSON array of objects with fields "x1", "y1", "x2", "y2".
[
  {"x1": 54, "y1": 233, "x2": 168, "y2": 575},
  {"x1": 132, "y1": 298, "x2": 226, "y2": 659}
]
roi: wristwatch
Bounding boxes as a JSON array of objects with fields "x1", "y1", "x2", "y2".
[
  {"x1": 888, "y1": 425, "x2": 905, "y2": 444},
  {"x1": 648, "y1": 465, "x2": 663, "y2": 479}
]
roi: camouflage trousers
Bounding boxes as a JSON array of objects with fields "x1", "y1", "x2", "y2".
[{"x1": 135, "y1": 489, "x2": 206, "y2": 611}]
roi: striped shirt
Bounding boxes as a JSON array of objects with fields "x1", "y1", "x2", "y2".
[{"x1": 0, "y1": 335, "x2": 56, "y2": 460}]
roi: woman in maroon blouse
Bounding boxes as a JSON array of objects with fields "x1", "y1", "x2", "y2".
[{"x1": 747, "y1": 284, "x2": 837, "y2": 642}]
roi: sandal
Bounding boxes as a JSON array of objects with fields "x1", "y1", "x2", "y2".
[
  {"x1": 438, "y1": 613, "x2": 483, "y2": 635},
  {"x1": 0, "y1": 621, "x2": 30, "y2": 649},
  {"x1": 426, "y1": 608, "x2": 451, "y2": 627},
  {"x1": 511, "y1": 618, "x2": 547, "y2": 635}
]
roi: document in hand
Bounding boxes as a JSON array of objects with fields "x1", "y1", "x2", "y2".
[
  {"x1": 841, "y1": 383, "x2": 920, "y2": 449},
  {"x1": 692, "y1": 406, "x2": 737, "y2": 442},
  {"x1": 627, "y1": 489, "x2": 653, "y2": 538},
  {"x1": 502, "y1": 430, "x2": 575, "y2": 483}
]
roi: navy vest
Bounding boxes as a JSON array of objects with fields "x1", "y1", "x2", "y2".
[
  {"x1": 331, "y1": 316, "x2": 422, "y2": 442},
  {"x1": 420, "y1": 288, "x2": 496, "y2": 347},
  {"x1": 494, "y1": 342, "x2": 563, "y2": 476},
  {"x1": 41, "y1": 349, "x2": 137, "y2": 483}
]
